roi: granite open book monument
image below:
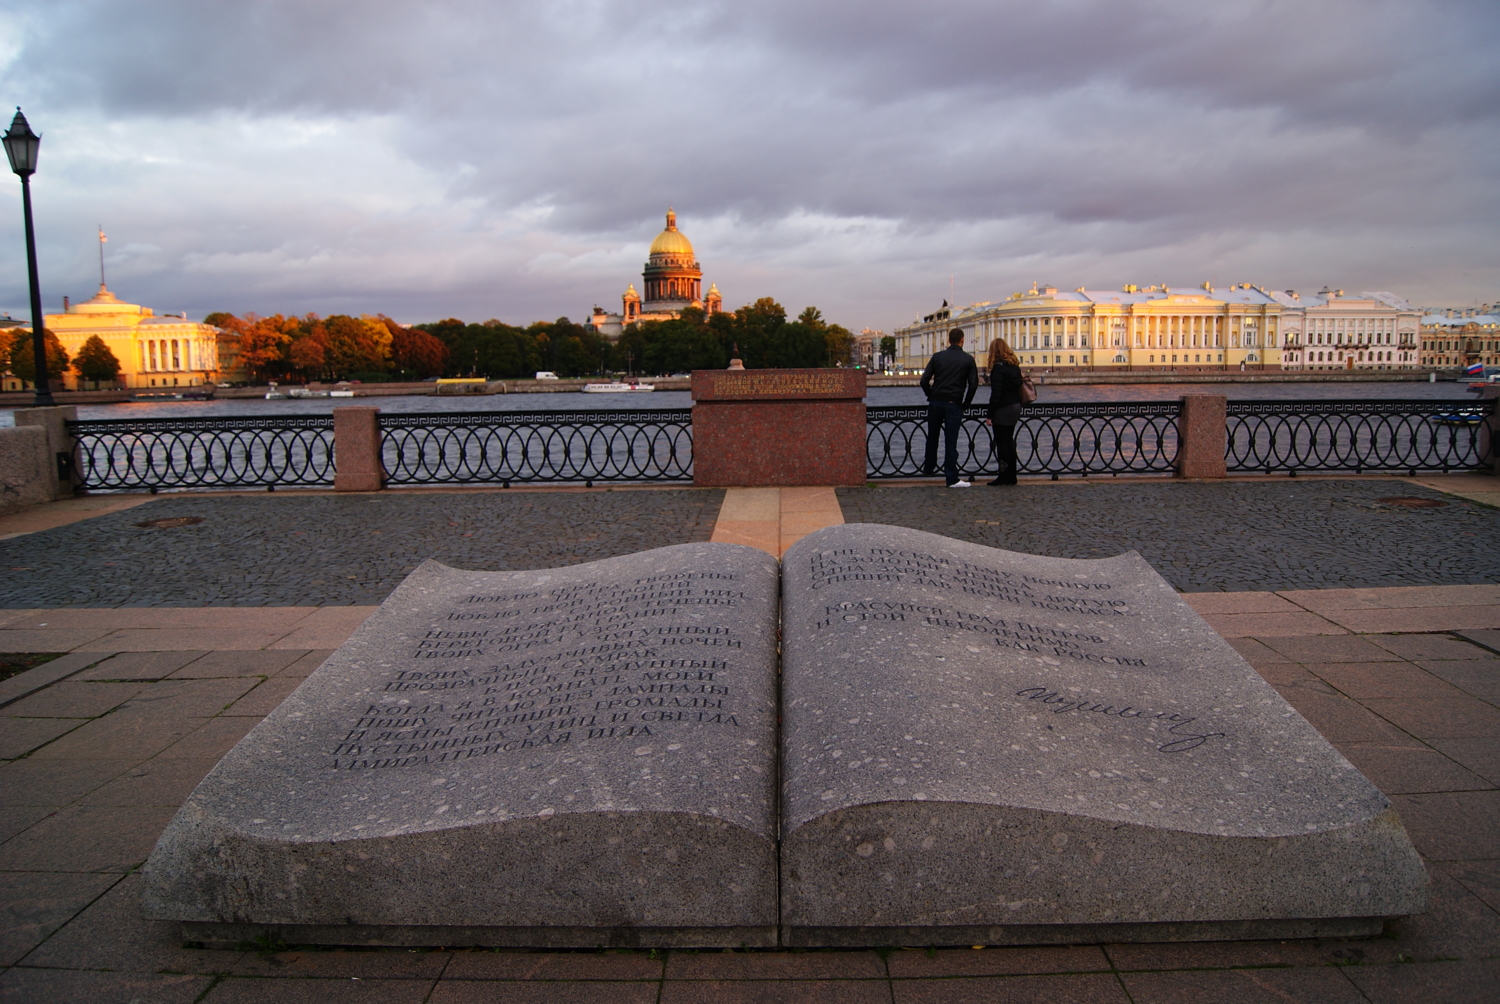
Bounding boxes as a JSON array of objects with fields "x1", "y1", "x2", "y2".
[{"x1": 142, "y1": 525, "x2": 1428, "y2": 948}]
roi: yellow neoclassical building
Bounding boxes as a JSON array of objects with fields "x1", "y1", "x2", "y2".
[
  {"x1": 894, "y1": 283, "x2": 1291, "y2": 372},
  {"x1": 895, "y1": 283, "x2": 1424, "y2": 373},
  {"x1": 42, "y1": 285, "x2": 226, "y2": 389}
]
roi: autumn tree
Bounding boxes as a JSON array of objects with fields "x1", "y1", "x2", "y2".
[
  {"x1": 73, "y1": 335, "x2": 122, "y2": 387},
  {"x1": 318, "y1": 315, "x2": 391, "y2": 378},
  {"x1": 6, "y1": 328, "x2": 70, "y2": 386},
  {"x1": 287, "y1": 321, "x2": 329, "y2": 377},
  {"x1": 384, "y1": 317, "x2": 448, "y2": 378},
  {"x1": 210, "y1": 313, "x2": 299, "y2": 382}
]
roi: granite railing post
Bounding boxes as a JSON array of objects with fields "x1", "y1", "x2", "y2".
[
  {"x1": 333, "y1": 406, "x2": 385, "y2": 492},
  {"x1": 690, "y1": 369, "x2": 866, "y2": 486},
  {"x1": 13, "y1": 405, "x2": 78, "y2": 499},
  {"x1": 1176, "y1": 394, "x2": 1227, "y2": 479},
  {"x1": 1479, "y1": 385, "x2": 1500, "y2": 476}
]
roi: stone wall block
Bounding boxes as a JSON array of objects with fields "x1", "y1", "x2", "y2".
[
  {"x1": 333, "y1": 407, "x2": 385, "y2": 492},
  {"x1": 1176, "y1": 394, "x2": 1227, "y2": 479},
  {"x1": 0, "y1": 425, "x2": 54, "y2": 513},
  {"x1": 13, "y1": 405, "x2": 79, "y2": 499}
]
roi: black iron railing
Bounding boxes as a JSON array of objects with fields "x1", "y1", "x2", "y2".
[
  {"x1": 1225, "y1": 399, "x2": 1494, "y2": 474},
  {"x1": 64, "y1": 398, "x2": 1491, "y2": 491},
  {"x1": 866, "y1": 402, "x2": 1181, "y2": 479},
  {"x1": 380, "y1": 410, "x2": 694, "y2": 485},
  {"x1": 68, "y1": 416, "x2": 335, "y2": 490}
]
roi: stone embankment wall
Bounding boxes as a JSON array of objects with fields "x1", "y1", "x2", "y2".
[
  {"x1": 0, "y1": 407, "x2": 77, "y2": 514},
  {"x1": 0, "y1": 426, "x2": 52, "y2": 514}
]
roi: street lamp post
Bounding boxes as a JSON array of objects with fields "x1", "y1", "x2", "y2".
[{"x1": 3, "y1": 108, "x2": 53, "y2": 406}]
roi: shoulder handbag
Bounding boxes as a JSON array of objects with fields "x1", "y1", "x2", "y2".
[{"x1": 1019, "y1": 372, "x2": 1038, "y2": 405}]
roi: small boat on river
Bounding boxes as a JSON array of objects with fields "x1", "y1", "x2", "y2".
[{"x1": 582, "y1": 381, "x2": 655, "y2": 393}]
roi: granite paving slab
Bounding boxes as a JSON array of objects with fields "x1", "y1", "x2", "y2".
[
  {"x1": 0, "y1": 489, "x2": 725, "y2": 608},
  {"x1": 836, "y1": 480, "x2": 1500, "y2": 592}
]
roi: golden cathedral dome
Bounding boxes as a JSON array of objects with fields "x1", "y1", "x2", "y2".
[{"x1": 648, "y1": 208, "x2": 695, "y2": 257}]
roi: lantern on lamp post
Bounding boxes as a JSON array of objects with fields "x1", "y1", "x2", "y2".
[{"x1": 3, "y1": 108, "x2": 53, "y2": 406}]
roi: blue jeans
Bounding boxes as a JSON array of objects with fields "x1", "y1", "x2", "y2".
[{"x1": 923, "y1": 401, "x2": 964, "y2": 484}]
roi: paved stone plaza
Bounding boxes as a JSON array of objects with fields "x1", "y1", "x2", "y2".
[
  {"x1": 0, "y1": 489, "x2": 724, "y2": 608},
  {"x1": 0, "y1": 476, "x2": 1497, "y2": 1002},
  {"x1": 838, "y1": 478, "x2": 1500, "y2": 592}
]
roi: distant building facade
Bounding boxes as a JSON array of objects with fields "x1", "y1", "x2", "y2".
[
  {"x1": 853, "y1": 328, "x2": 884, "y2": 370},
  {"x1": 589, "y1": 209, "x2": 723, "y2": 341},
  {"x1": 40, "y1": 285, "x2": 226, "y2": 389},
  {"x1": 1279, "y1": 290, "x2": 1420, "y2": 371},
  {"x1": 1420, "y1": 308, "x2": 1499, "y2": 370},
  {"x1": 892, "y1": 283, "x2": 1419, "y2": 373}
]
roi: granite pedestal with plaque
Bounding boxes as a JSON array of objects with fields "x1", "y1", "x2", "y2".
[
  {"x1": 144, "y1": 526, "x2": 1427, "y2": 947},
  {"x1": 690, "y1": 368, "x2": 866, "y2": 486}
]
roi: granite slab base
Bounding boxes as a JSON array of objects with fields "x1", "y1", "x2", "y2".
[
  {"x1": 182, "y1": 922, "x2": 774, "y2": 949},
  {"x1": 785, "y1": 917, "x2": 1383, "y2": 948},
  {"x1": 778, "y1": 524, "x2": 1428, "y2": 943},
  {"x1": 143, "y1": 544, "x2": 781, "y2": 947}
]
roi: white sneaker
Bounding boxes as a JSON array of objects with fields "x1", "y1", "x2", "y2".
[{"x1": 949, "y1": 480, "x2": 972, "y2": 488}]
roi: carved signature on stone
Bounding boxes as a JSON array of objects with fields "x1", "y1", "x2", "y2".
[{"x1": 1013, "y1": 686, "x2": 1225, "y2": 752}]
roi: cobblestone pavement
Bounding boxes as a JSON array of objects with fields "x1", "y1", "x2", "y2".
[
  {"x1": 0, "y1": 490, "x2": 723, "y2": 608},
  {"x1": 838, "y1": 478, "x2": 1500, "y2": 592},
  {"x1": 1, "y1": 626, "x2": 1497, "y2": 1001}
]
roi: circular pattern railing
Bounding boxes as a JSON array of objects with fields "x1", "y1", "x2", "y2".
[
  {"x1": 68, "y1": 416, "x2": 335, "y2": 490},
  {"x1": 867, "y1": 402, "x2": 1181, "y2": 478},
  {"x1": 380, "y1": 410, "x2": 694, "y2": 484},
  {"x1": 1225, "y1": 400, "x2": 1492, "y2": 474}
]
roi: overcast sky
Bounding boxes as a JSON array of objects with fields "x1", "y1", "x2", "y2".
[{"x1": 0, "y1": 0, "x2": 1495, "y2": 333}]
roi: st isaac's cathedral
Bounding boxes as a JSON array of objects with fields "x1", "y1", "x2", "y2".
[{"x1": 588, "y1": 209, "x2": 722, "y2": 340}]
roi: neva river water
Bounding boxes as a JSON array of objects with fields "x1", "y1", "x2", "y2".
[{"x1": 0, "y1": 380, "x2": 1482, "y2": 426}]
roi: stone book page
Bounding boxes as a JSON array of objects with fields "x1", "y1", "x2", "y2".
[
  {"x1": 143, "y1": 542, "x2": 781, "y2": 947},
  {"x1": 779, "y1": 523, "x2": 1427, "y2": 946}
]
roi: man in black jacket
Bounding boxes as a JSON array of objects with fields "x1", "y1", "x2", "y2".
[{"x1": 919, "y1": 328, "x2": 979, "y2": 487}]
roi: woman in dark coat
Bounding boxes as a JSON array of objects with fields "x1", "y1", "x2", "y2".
[{"x1": 985, "y1": 338, "x2": 1024, "y2": 486}]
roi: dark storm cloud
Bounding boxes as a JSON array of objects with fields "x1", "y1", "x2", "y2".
[{"x1": 0, "y1": 0, "x2": 1495, "y2": 328}]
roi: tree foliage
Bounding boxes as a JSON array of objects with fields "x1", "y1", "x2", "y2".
[
  {"x1": 73, "y1": 335, "x2": 122, "y2": 385},
  {"x1": 206, "y1": 311, "x2": 430, "y2": 382},
  {"x1": 6, "y1": 328, "x2": 70, "y2": 385},
  {"x1": 388, "y1": 319, "x2": 448, "y2": 378},
  {"x1": 416, "y1": 317, "x2": 614, "y2": 380},
  {"x1": 205, "y1": 298, "x2": 853, "y2": 383}
]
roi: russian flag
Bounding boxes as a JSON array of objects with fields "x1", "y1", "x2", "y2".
[{"x1": 1466, "y1": 361, "x2": 1484, "y2": 376}]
